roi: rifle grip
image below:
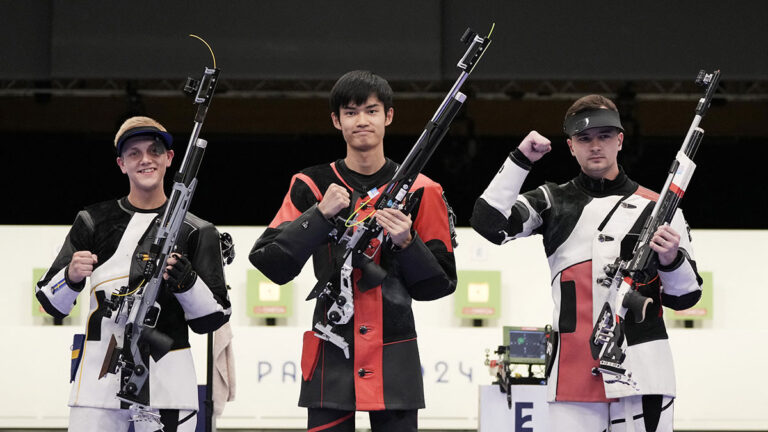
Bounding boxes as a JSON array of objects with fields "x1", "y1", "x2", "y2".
[{"x1": 622, "y1": 290, "x2": 653, "y2": 323}]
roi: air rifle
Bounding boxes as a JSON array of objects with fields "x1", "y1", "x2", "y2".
[
  {"x1": 589, "y1": 69, "x2": 720, "y2": 388},
  {"x1": 308, "y1": 25, "x2": 494, "y2": 358},
  {"x1": 100, "y1": 38, "x2": 220, "y2": 423}
]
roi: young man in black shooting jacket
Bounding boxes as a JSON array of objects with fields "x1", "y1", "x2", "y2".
[{"x1": 36, "y1": 116, "x2": 232, "y2": 432}]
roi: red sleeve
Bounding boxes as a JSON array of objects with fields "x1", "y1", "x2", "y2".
[
  {"x1": 268, "y1": 173, "x2": 324, "y2": 229},
  {"x1": 412, "y1": 175, "x2": 454, "y2": 253}
]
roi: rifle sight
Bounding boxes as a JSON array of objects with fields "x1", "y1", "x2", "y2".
[
  {"x1": 460, "y1": 28, "x2": 477, "y2": 44},
  {"x1": 183, "y1": 77, "x2": 200, "y2": 96},
  {"x1": 695, "y1": 70, "x2": 715, "y2": 87}
]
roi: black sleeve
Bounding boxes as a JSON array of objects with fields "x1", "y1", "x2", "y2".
[
  {"x1": 249, "y1": 177, "x2": 335, "y2": 285},
  {"x1": 471, "y1": 187, "x2": 549, "y2": 245},
  {"x1": 35, "y1": 211, "x2": 94, "y2": 318},
  {"x1": 471, "y1": 198, "x2": 526, "y2": 245},
  {"x1": 37, "y1": 210, "x2": 94, "y2": 290},
  {"x1": 394, "y1": 184, "x2": 457, "y2": 301},
  {"x1": 184, "y1": 222, "x2": 232, "y2": 333},
  {"x1": 394, "y1": 234, "x2": 457, "y2": 301}
]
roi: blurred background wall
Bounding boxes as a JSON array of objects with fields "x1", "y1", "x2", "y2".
[
  {"x1": 1, "y1": 1, "x2": 766, "y2": 430},
  {"x1": 1, "y1": 0, "x2": 766, "y2": 229}
]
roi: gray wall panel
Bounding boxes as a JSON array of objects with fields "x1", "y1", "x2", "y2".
[
  {"x1": 3, "y1": 1, "x2": 765, "y2": 81},
  {"x1": 0, "y1": 0, "x2": 51, "y2": 79},
  {"x1": 50, "y1": 0, "x2": 442, "y2": 80},
  {"x1": 443, "y1": 1, "x2": 768, "y2": 80}
]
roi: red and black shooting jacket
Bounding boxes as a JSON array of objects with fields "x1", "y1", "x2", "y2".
[{"x1": 249, "y1": 158, "x2": 457, "y2": 411}]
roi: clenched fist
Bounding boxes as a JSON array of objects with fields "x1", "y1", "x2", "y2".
[
  {"x1": 67, "y1": 251, "x2": 98, "y2": 284},
  {"x1": 518, "y1": 130, "x2": 552, "y2": 163},
  {"x1": 318, "y1": 183, "x2": 350, "y2": 219}
]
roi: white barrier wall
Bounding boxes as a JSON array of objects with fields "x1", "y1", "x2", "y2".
[{"x1": 1, "y1": 226, "x2": 767, "y2": 429}]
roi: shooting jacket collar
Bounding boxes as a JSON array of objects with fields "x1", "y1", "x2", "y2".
[
  {"x1": 119, "y1": 196, "x2": 167, "y2": 214},
  {"x1": 573, "y1": 166, "x2": 637, "y2": 198},
  {"x1": 335, "y1": 158, "x2": 397, "y2": 193}
]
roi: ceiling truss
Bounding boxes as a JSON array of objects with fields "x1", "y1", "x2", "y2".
[{"x1": 1, "y1": 78, "x2": 766, "y2": 101}]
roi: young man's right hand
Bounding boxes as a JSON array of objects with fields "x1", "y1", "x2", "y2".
[
  {"x1": 318, "y1": 183, "x2": 350, "y2": 219},
  {"x1": 68, "y1": 251, "x2": 98, "y2": 283},
  {"x1": 518, "y1": 130, "x2": 552, "y2": 163}
]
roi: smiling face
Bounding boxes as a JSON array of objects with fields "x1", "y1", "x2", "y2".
[
  {"x1": 331, "y1": 94, "x2": 393, "y2": 154},
  {"x1": 567, "y1": 126, "x2": 623, "y2": 180},
  {"x1": 116, "y1": 137, "x2": 174, "y2": 197}
]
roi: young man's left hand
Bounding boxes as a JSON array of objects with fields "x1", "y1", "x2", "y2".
[
  {"x1": 649, "y1": 224, "x2": 680, "y2": 266},
  {"x1": 375, "y1": 208, "x2": 413, "y2": 249}
]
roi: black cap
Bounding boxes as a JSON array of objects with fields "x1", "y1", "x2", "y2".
[{"x1": 563, "y1": 109, "x2": 624, "y2": 136}]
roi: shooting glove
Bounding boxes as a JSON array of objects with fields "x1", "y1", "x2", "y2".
[{"x1": 166, "y1": 254, "x2": 198, "y2": 293}]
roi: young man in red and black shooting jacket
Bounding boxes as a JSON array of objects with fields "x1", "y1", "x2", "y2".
[{"x1": 249, "y1": 70, "x2": 457, "y2": 431}]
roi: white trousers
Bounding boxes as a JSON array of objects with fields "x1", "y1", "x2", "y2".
[
  {"x1": 549, "y1": 395, "x2": 674, "y2": 432},
  {"x1": 68, "y1": 406, "x2": 197, "y2": 432}
]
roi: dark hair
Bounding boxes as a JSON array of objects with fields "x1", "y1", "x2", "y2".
[
  {"x1": 564, "y1": 94, "x2": 618, "y2": 122},
  {"x1": 329, "y1": 70, "x2": 393, "y2": 116}
]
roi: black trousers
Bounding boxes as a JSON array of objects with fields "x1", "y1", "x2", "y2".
[{"x1": 307, "y1": 408, "x2": 417, "y2": 432}]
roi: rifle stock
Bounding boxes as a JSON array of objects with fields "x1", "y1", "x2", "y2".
[{"x1": 589, "y1": 69, "x2": 720, "y2": 388}]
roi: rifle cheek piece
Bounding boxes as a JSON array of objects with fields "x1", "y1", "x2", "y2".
[
  {"x1": 622, "y1": 290, "x2": 653, "y2": 323},
  {"x1": 353, "y1": 255, "x2": 388, "y2": 292},
  {"x1": 139, "y1": 327, "x2": 174, "y2": 362}
]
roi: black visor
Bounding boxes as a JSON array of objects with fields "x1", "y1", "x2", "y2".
[
  {"x1": 115, "y1": 126, "x2": 173, "y2": 155},
  {"x1": 563, "y1": 109, "x2": 624, "y2": 136}
]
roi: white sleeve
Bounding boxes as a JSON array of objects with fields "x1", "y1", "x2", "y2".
[
  {"x1": 658, "y1": 210, "x2": 702, "y2": 298},
  {"x1": 36, "y1": 267, "x2": 82, "y2": 317},
  {"x1": 480, "y1": 155, "x2": 530, "y2": 218},
  {"x1": 174, "y1": 276, "x2": 232, "y2": 321}
]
